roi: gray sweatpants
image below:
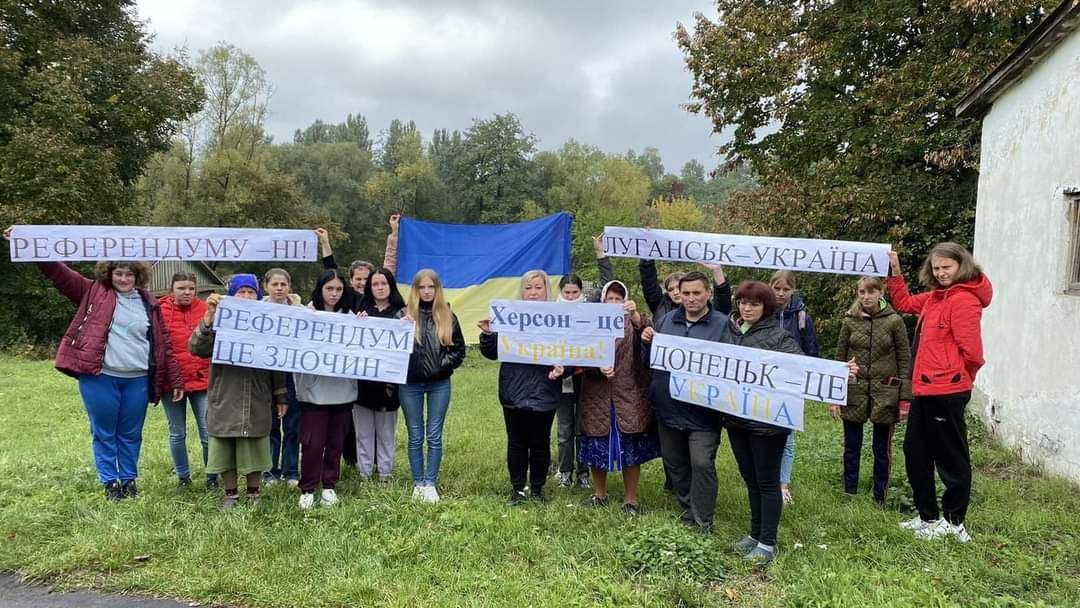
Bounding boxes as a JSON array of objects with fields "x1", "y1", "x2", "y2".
[{"x1": 352, "y1": 406, "x2": 398, "y2": 479}]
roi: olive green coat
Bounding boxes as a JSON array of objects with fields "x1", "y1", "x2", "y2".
[
  {"x1": 836, "y1": 303, "x2": 912, "y2": 425},
  {"x1": 189, "y1": 320, "x2": 288, "y2": 438}
]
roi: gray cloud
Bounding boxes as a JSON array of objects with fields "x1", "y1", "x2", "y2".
[{"x1": 135, "y1": 0, "x2": 723, "y2": 174}]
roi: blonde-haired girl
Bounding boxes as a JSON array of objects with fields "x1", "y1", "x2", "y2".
[
  {"x1": 400, "y1": 269, "x2": 466, "y2": 503},
  {"x1": 479, "y1": 269, "x2": 568, "y2": 505},
  {"x1": 832, "y1": 276, "x2": 911, "y2": 504}
]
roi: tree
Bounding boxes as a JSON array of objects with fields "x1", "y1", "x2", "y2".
[
  {"x1": 379, "y1": 119, "x2": 421, "y2": 172},
  {"x1": 456, "y1": 114, "x2": 539, "y2": 223},
  {"x1": 293, "y1": 113, "x2": 371, "y2": 149},
  {"x1": 677, "y1": 0, "x2": 1054, "y2": 255},
  {"x1": 365, "y1": 121, "x2": 450, "y2": 221},
  {"x1": 676, "y1": 0, "x2": 1054, "y2": 352},
  {"x1": 272, "y1": 142, "x2": 378, "y2": 266},
  {"x1": 0, "y1": 0, "x2": 203, "y2": 347},
  {"x1": 138, "y1": 44, "x2": 334, "y2": 290},
  {"x1": 626, "y1": 147, "x2": 665, "y2": 188},
  {"x1": 681, "y1": 159, "x2": 706, "y2": 184},
  {"x1": 195, "y1": 43, "x2": 271, "y2": 154}
]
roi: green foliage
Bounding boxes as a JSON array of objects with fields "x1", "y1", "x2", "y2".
[
  {"x1": 0, "y1": 0, "x2": 203, "y2": 347},
  {"x1": 273, "y1": 142, "x2": 380, "y2": 269},
  {"x1": 293, "y1": 113, "x2": 371, "y2": 149},
  {"x1": 616, "y1": 523, "x2": 725, "y2": 581},
  {"x1": 675, "y1": 0, "x2": 1056, "y2": 351},
  {"x1": 454, "y1": 113, "x2": 540, "y2": 223}
]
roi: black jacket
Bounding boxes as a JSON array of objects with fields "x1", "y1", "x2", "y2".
[
  {"x1": 643, "y1": 305, "x2": 726, "y2": 432},
  {"x1": 640, "y1": 259, "x2": 733, "y2": 325},
  {"x1": 356, "y1": 303, "x2": 405, "y2": 411},
  {"x1": 407, "y1": 303, "x2": 466, "y2": 383},
  {"x1": 717, "y1": 314, "x2": 802, "y2": 436},
  {"x1": 479, "y1": 331, "x2": 566, "y2": 412}
]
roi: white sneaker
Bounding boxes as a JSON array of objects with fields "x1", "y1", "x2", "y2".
[
  {"x1": 423, "y1": 485, "x2": 440, "y2": 503},
  {"x1": 946, "y1": 522, "x2": 972, "y2": 543},
  {"x1": 916, "y1": 519, "x2": 971, "y2": 542},
  {"x1": 914, "y1": 518, "x2": 950, "y2": 540},
  {"x1": 900, "y1": 516, "x2": 935, "y2": 531},
  {"x1": 287, "y1": 479, "x2": 299, "y2": 488},
  {"x1": 320, "y1": 489, "x2": 339, "y2": 507},
  {"x1": 298, "y1": 492, "x2": 316, "y2": 510},
  {"x1": 412, "y1": 485, "x2": 424, "y2": 500}
]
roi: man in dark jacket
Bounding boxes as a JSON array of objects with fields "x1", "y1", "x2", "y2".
[
  {"x1": 640, "y1": 260, "x2": 732, "y2": 325},
  {"x1": 641, "y1": 271, "x2": 725, "y2": 529}
]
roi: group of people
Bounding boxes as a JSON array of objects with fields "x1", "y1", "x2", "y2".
[
  {"x1": 7, "y1": 219, "x2": 466, "y2": 511},
  {"x1": 6, "y1": 221, "x2": 992, "y2": 566}
]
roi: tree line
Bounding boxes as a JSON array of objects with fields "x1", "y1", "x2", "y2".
[{"x1": 0, "y1": 0, "x2": 1054, "y2": 351}]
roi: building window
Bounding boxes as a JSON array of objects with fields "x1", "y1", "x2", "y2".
[{"x1": 1068, "y1": 190, "x2": 1080, "y2": 295}]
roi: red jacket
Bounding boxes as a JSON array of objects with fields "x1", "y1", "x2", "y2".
[
  {"x1": 159, "y1": 295, "x2": 210, "y2": 393},
  {"x1": 886, "y1": 273, "x2": 993, "y2": 397},
  {"x1": 38, "y1": 262, "x2": 184, "y2": 403}
]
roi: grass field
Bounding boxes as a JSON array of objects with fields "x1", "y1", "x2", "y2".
[{"x1": 0, "y1": 353, "x2": 1078, "y2": 607}]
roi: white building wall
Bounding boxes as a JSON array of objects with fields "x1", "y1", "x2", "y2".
[{"x1": 973, "y1": 30, "x2": 1080, "y2": 481}]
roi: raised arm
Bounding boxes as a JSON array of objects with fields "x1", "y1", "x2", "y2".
[
  {"x1": 589, "y1": 236, "x2": 614, "y2": 302},
  {"x1": 382, "y1": 214, "x2": 400, "y2": 274},
  {"x1": 316, "y1": 228, "x2": 338, "y2": 270},
  {"x1": 886, "y1": 251, "x2": 929, "y2": 315},
  {"x1": 478, "y1": 317, "x2": 498, "y2": 360},
  {"x1": 36, "y1": 262, "x2": 93, "y2": 305},
  {"x1": 639, "y1": 259, "x2": 662, "y2": 314},
  {"x1": 188, "y1": 294, "x2": 220, "y2": 358},
  {"x1": 702, "y1": 263, "x2": 730, "y2": 316}
]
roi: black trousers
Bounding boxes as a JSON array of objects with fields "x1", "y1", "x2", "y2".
[
  {"x1": 843, "y1": 420, "x2": 895, "y2": 501},
  {"x1": 556, "y1": 392, "x2": 587, "y2": 476},
  {"x1": 728, "y1": 429, "x2": 787, "y2": 547},
  {"x1": 503, "y1": 407, "x2": 558, "y2": 493},
  {"x1": 903, "y1": 393, "x2": 972, "y2": 524},
  {"x1": 657, "y1": 422, "x2": 721, "y2": 527}
]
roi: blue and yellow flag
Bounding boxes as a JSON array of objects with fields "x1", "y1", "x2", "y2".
[{"x1": 397, "y1": 213, "x2": 572, "y2": 343}]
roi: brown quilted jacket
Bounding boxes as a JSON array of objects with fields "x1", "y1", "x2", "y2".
[{"x1": 579, "y1": 314, "x2": 653, "y2": 436}]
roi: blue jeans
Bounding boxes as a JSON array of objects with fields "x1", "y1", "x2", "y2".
[
  {"x1": 270, "y1": 396, "x2": 301, "y2": 480},
  {"x1": 78, "y1": 374, "x2": 149, "y2": 484},
  {"x1": 161, "y1": 390, "x2": 213, "y2": 480},
  {"x1": 780, "y1": 432, "x2": 795, "y2": 485},
  {"x1": 399, "y1": 379, "x2": 452, "y2": 486}
]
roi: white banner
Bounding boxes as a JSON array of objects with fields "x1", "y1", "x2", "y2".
[
  {"x1": 489, "y1": 300, "x2": 623, "y2": 368},
  {"x1": 650, "y1": 333, "x2": 850, "y2": 431},
  {"x1": 669, "y1": 374, "x2": 807, "y2": 431},
  {"x1": 603, "y1": 226, "x2": 890, "y2": 277},
  {"x1": 9, "y1": 225, "x2": 318, "y2": 262},
  {"x1": 489, "y1": 299, "x2": 625, "y2": 337},
  {"x1": 212, "y1": 297, "x2": 414, "y2": 384}
]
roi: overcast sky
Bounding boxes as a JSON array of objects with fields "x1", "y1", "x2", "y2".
[{"x1": 134, "y1": 1, "x2": 723, "y2": 174}]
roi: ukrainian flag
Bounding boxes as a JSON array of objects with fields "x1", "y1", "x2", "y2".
[{"x1": 396, "y1": 213, "x2": 572, "y2": 344}]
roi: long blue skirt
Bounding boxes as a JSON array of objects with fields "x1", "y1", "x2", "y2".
[{"x1": 578, "y1": 402, "x2": 660, "y2": 472}]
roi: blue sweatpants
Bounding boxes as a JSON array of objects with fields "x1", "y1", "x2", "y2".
[{"x1": 78, "y1": 373, "x2": 149, "y2": 484}]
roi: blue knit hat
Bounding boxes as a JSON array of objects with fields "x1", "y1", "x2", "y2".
[{"x1": 227, "y1": 274, "x2": 262, "y2": 299}]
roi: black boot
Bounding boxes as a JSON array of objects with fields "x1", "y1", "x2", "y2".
[
  {"x1": 104, "y1": 481, "x2": 123, "y2": 502},
  {"x1": 120, "y1": 479, "x2": 139, "y2": 499}
]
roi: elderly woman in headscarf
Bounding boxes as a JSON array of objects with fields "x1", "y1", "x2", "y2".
[{"x1": 578, "y1": 280, "x2": 658, "y2": 516}]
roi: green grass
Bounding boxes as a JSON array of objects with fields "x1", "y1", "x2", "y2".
[{"x1": 0, "y1": 352, "x2": 1078, "y2": 607}]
